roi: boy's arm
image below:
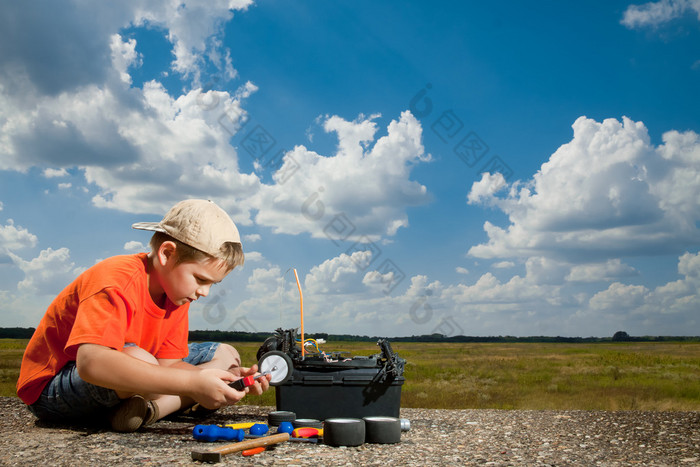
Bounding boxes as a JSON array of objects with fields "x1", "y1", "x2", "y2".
[
  {"x1": 157, "y1": 358, "x2": 270, "y2": 396},
  {"x1": 76, "y1": 343, "x2": 243, "y2": 408},
  {"x1": 157, "y1": 358, "x2": 243, "y2": 376}
]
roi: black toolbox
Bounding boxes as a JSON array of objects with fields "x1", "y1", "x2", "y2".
[{"x1": 258, "y1": 329, "x2": 405, "y2": 420}]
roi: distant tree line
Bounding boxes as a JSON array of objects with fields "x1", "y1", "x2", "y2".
[
  {"x1": 1, "y1": 327, "x2": 699, "y2": 343},
  {"x1": 0, "y1": 327, "x2": 36, "y2": 339},
  {"x1": 188, "y1": 330, "x2": 272, "y2": 342}
]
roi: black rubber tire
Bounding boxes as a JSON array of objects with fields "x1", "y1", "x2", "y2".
[
  {"x1": 268, "y1": 410, "x2": 296, "y2": 426},
  {"x1": 363, "y1": 416, "x2": 402, "y2": 444},
  {"x1": 292, "y1": 418, "x2": 323, "y2": 429},
  {"x1": 323, "y1": 418, "x2": 365, "y2": 447}
]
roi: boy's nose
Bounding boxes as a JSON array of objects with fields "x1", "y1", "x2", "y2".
[{"x1": 197, "y1": 284, "x2": 211, "y2": 298}]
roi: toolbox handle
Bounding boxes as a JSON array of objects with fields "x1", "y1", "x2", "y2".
[
  {"x1": 302, "y1": 375, "x2": 334, "y2": 385},
  {"x1": 342, "y1": 375, "x2": 373, "y2": 386}
]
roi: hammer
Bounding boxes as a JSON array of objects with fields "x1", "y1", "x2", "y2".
[{"x1": 191, "y1": 432, "x2": 290, "y2": 463}]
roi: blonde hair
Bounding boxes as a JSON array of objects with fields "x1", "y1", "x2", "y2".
[{"x1": 149, "y1": 232, "x2": 244, "y2": 271}]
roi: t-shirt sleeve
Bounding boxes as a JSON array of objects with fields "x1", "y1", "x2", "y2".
[{"x1": 65, "y1": 288, "x2": 129, "y2": 358}]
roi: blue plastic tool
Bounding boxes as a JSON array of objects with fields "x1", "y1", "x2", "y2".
[
  {"x1": 192, "y1": 424, "x2": 245, "y2": 442},
  {"x1": 277, "y1": 421, "x2": 294, "y2": 434},
  {"x1": 249, "y1": 423, "x2": 269, "y2": 436}
]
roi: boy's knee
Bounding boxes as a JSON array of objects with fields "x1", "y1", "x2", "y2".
[
  {"x1": 122, "y1": 345, "x2": 158, "y2": 365},
  {"x1": 214, "y1": 343, "x2": 241, "y2": 369}
]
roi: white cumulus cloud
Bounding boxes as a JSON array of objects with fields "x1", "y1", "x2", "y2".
[
  {"x1": 243, "y1": 251, "x2": 264, "y2": 263},
  {"x1": 467, "y1": 116, "x2": 700, "y2": 261},
  {"x1": 566, "y1": 259, "x2": 639, "y2": 282},
  {"x1": 130, "y1": 0, "x2": 253, "y2": 81},
  {"x1": 124, "y1": 240, "x2": 147, "y2": 252},
  {"x1": 305, "y1": 251, "x2": 372, "y2": 295},
  {"x1": 467, "y1": 172, "x2": 507, "y2": 205},
  {"x1": 110, "y1": 34, "x2": 141, "y2": 85},
  {"x1": 621, "y1": 0, "x2": 700, "y2": 28},
  {"x1": 0, "y1": 0, "x2": 260, "y2": 220},
  {"x1": 244, "y1": 234, "x2": 261, "y2": 243},
  {"x1": 589, "y1": 282, "x2": 649, "y2": 310},
  {"x1": 8, "y1": 248, "x2": 84, "y2": 295},
  {"x1": 42, "y1": 168, "x2": 69, "y2": 178},
  {"x1": 0, "y1": 220, "x2": 38, "y2": 252},
  {"x1": 0, "y1": 1, "x2": 433, "y2": 247},
  {"x1": 86, "y1": 80, "x2": 262, "y2": 220},
  {"x1": 245, "y1": 266, "x2": 286, "y2": 296},
  {"x1": 252, "y1": 112, "x2": 432, "y2": 241}
]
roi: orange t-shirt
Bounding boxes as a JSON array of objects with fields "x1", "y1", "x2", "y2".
[{"x1": 17, "y1": 253, "x2": 189, "y2": 405}]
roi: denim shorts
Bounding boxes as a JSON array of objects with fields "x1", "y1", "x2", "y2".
[{"x1": 28, "y1": 342, "x2": 220, "y2": 422}]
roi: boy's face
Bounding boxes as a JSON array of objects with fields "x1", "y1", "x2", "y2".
[{"x1": 159, "y1": 256, "x2": 230, "y2": 306}]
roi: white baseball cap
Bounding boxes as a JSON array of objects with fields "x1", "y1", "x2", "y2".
[{"x1": 132, "y1": 199, "x2": 241, "y2": 256}]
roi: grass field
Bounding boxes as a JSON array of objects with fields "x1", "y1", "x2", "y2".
[{"x1": 3, "y1": 339, "x2": 699, "y2": 411}]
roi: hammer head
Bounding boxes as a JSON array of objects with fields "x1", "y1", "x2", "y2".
[{"x1": 191, "y1": 450, "x2": 222, "y2": 463}]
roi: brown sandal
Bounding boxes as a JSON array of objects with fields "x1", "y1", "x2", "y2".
[
  {"x1": 109, "y1": 396, "x2": 160, "y2": 432},
  {"x1": 143, "y1": 400, "x2": 160, "y2": 427},
  {"x1": 109, "y1": 395, "x2": 147, "y2": 432}
]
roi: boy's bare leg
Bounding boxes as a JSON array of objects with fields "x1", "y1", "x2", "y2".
[{"x1": 194, "y1": 343, "x2": 242, "y2": 372}]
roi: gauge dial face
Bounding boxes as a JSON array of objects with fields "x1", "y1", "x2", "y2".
[{"x1": 258, "y1": 351, "x2": 293, "y2": 385}]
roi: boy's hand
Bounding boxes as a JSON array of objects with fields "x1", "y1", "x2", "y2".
[
  {"x1": 188, "y1": 368, "x2": 246, "y2": 409},
  {"x1": 236, "y1": 364, "x2": 271, "y2": 396}
]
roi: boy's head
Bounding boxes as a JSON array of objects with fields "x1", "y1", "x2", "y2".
[{"x1": 132, "y1": 199, "x2": 244, "y2": 271}]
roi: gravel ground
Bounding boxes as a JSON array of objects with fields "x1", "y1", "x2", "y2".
[{"x1": 1, "y1": 396, "x2": 698, "y2": 466}]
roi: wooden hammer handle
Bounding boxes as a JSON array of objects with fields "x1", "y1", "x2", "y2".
[{"x1": 213, "y1": 432, "x2": 290, "y2": 455}]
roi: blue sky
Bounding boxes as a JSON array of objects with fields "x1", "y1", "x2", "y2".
[{"x1": 1, "y1": 0, "x2": 699, "y2": 338}]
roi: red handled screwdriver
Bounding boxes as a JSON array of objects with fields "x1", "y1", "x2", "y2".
[{"x1": 229, "y1": 371, "x2": 271, "y2": 391}]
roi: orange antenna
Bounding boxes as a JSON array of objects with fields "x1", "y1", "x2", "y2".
[{"x1": 293, "y1": 268, "x2": 305, "y2": 358}]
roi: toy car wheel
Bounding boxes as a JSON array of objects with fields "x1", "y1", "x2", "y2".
[
  {"x1": 323, "y1": 418, "x2": 365, "y2": 447},
  {"x1": 363, "y1": 416, "x2": 402, "y2": 444},
  {"x1": 268, "y1": 410, "x2": 296, "y2": 426},
  {"x1": 258, "y1": 351, "x2": 293, "y2": 386},
  {"x1": 292, "y1": 418, "x2": 323, "y2": 429}
]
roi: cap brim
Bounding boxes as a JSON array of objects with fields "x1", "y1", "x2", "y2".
[{"x1": 131, "y1": 221, "x2": 167, "y2": 233}]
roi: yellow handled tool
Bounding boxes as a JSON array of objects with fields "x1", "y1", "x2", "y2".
[{"x1": 224, "y1": 422, "x2": 256, "y2": 430}]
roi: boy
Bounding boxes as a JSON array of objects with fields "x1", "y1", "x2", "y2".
[{"x1": 17, "y1": 199, "x2": 269, "y2": 432}]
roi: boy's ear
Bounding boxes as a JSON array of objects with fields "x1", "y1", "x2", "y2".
[{"x1": 156, "y1": 241, "x2": 178, "y2": 267}]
